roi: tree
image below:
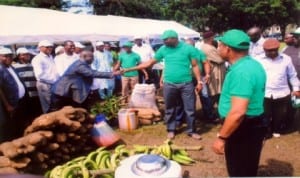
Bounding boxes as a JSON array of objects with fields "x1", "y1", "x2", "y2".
[
  {"x1": 164, "y1": 0, "x2": 300, "y2": 32},
  {"x1": 90, "y1": 0, "x2": 164, "y2": 18},
  {"x1": 0, "y1": 0, "x2": 63, "y2": 10}
]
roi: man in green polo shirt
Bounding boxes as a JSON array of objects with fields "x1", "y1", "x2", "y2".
[
  {"x1": 211, "y1": 29, "x2": 268, "y2": 176},
  {"x1": 114, "y1": 42, "x2": 148, "y2": 100},
  {"x1": 124, "y1": 30, "x2": 202, "y2": 139}
]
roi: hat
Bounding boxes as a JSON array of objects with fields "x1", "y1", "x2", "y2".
[
  {"x1": 74, "y1": 42, "x2": 85, "y2": 48},
  {"x1": 161, "y1": 30, "x2": 178, "y2": 40},
  {"x1": 202, "y1": 31, "x2": 215, "y2": 39},
  {"x1": 134, "y1": 35, "x2": 143, "y2": 40},
  {"x1": 38, "y1": 40, "x2": 53, "y2": 47},
  {"x1": 95, "y1": 41, "x2": 104, "y2": 46},
  {"x1": 216, "y1": 29, "x2": 250, "y2": 50},
  {"x1": 0, "y1": 47, "x2": 13, "y2": 55},
  {"x1": 16, "y1": 47, "x2": 29, "y2": 55},
  {"x1": 55, "y1": 46, "x2": 64, "y2": 54},
  {"x1": 122, "y1": 41, "x2": 133, "y2": 48},
  {"x1": 263, "y1": 38, "x2": 280, "y2": 50}
]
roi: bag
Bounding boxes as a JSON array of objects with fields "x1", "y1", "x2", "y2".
[
  {"x1": 291, "y1": 95, "x2": 300, "y2": 108},
  {"x1": 91, "y1": 114, "x2": 120, "y2": 147},
  {"x1": 129, "y1": 84, "x2": 158, "y2": 110}
]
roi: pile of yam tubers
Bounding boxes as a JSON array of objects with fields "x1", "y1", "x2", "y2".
[{"x1": 0, "y1": 106, "x2": 97, "y2": 175}]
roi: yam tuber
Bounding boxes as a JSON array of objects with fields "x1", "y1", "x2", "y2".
[
  {"x1": 0, "y1": 167, "x2": 18, "y2": 174},
  {"x1": 24, "y1": 107, "x2": 87, "y2": 134}
]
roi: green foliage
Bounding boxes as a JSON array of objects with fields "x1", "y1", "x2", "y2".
[
  {"x1": 0, "y1": 0, "x2": 63, "y2": 9},
  {"x1": 90, "y1": 0, "x2": 300, "y2": 32},
  {"x1": 90, "y1": 95, "x2": 124, "y2": 120},
  {"x1": 1, "y1": 0, "x2": 299, "y2": 32}
]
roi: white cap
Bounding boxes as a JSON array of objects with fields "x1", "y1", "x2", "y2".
[
  {"x1": 16, "y1": 47, "x2": 30, "y2": 55},
  {"x1": 55, "y1": 46, "x2": 64, "y2": 54},
  {"x1": 38, "y1": 40, "x2": 53, "y2": 47},
  {"x1": 95, "y1": 41, "x2": 104, "y2": 46},
  {"x1": 0, "y1": 47, "x2": 13, "y2": 55},
  {"x1": 74, "y1": 41, "x2": 85, "y2": 48},
  {"x1": 134, "y1": 35, "x2": 143, "y2": 39}
]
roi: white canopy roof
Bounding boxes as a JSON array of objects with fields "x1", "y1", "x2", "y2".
[{"x1": 0, "y1": 5, "x2": 200, "y2": 45}]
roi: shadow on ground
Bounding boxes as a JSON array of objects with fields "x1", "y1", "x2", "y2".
[{"x1": 258, "y1": 159, "x2": 294, "y2": 176}]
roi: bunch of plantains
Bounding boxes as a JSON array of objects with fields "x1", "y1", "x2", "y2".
[
  {"x1": 90, "y1": 96, "x2": 125, "y2": 121},
  {"x1": 46, "y1": 140, "x2": 203, "y2": 178}
]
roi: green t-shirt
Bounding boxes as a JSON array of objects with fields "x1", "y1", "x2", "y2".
[
  {"x1": 218, "y1": 56, "x2": 266, "y2": 118},
  {"x1": 154, "y1": 42, "x2": 198, "y2": 83},
  {"x1": 196, "y1": 48, "x2": 207, "y2": 72},
  {"x1": 118, "y1": 51, "x2": 141, "y2": 77}
]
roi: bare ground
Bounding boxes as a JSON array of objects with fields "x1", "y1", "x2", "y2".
[{"x1": 116, "y1": 104, "x2": 300, "y2": 177}]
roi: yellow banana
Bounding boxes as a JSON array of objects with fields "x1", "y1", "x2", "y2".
[
  {"x1": 174, "y1": 151, "x2": 195, "y2": 163},
  {"x1": 95, "y1": 150, "x2": 110, "y2": 166},
  {"x1": 105, "y1": 156, "x2": 112, "y2": 169},
  {"x1": 133, "y1": 145, "x2": 148, "y2": 153},
  {"x1": 163, "y1": 143, "x2": 172, "y2": 159},
  {"x1": 80, "y1": 164, "x2": 90, "y2": 178},
  {"x1": 49, "y1": 165, "x2": 64, "y2": 178},
  {"x1": 114, "y1": 144, "x2": 126, "y2": 153},
  {"x1": 96, "y1": 146, "x2": 107, "y2": 153},
  {"x1": 101, "y1": 173, "x2": 114, "y2": 178},
  {"x1": 171, "y1": 153, "x2": 193, "y2": 165},
  {"x1": 110, "y1": 152, "x2": 120, "y2": 169},
  {"x1": 71, "y1": 156, "x2": 86, "y2": 163},
  {"x1": 177, "y1": 149, "x2": 189, "y2": 156},
  {"x1": 99, "y1": 154, "x2": 110, "y2": 169},
  {"x1": 83, "y1": 159, "x2": 98, "y2": 170},
  {"x1": 61, "y1": 164, "x2": 82, "y2": 178},
  {"x1": 86, "y1": 151, "x2": 99, "y2": 162}
]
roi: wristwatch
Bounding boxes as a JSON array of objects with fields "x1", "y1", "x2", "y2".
[{"x1": 217, "y1": 133, "x2": 227, "y2": 141}]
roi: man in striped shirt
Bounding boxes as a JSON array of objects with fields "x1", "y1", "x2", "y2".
[{"x1": 13, "y1": 47, "x2": 42, "y2": 118}]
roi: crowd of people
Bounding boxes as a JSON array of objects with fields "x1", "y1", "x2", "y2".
[{"x1": 0, "y1": 27, "x2": 300, "y2": 176}]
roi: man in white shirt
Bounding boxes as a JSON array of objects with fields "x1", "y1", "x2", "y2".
[
  {"x1": 247, "y1": 27, "x2": 266, "y2": 59},
  {"x1": 91, "y1": 41, "x2": 115, "y2": 99},
  {"x1": 256, "y1": 38, "x2": 300, "y2": 138},
  {"x1": 0, "y1": 48, "x2": 26, "y2": 141},
  {"x1": 132, "y1": 36, "x2": 154, "y2": 83},
  {"x1": 32, "y1": 40, "x2": 59, "y2": 113},
  {"x1": 54, "y1": 40, "x2": 79, "y2": 76}
]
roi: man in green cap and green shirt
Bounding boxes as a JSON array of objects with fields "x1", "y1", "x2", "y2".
[
  {"x1": 211, "y1": 29, "x2": 268, "y2": 176},
  {"x1": 114, "y1": 42, "x2": 148, "y2": 101},
  {"x1": 124, "y1": 29, "x2": 203, "y2": 139}
]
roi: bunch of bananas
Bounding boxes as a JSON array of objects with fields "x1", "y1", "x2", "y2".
[
  {"x1": 132, "y1": 139, "x2": 196, "y2": 165},
  {"x1": 46, "y1": 140, "x2": 200, "y2": 177},
  {"x1": 46, "y1": 145, "x2": 129, "y2": 178}
]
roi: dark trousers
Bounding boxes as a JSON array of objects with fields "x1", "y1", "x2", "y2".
[
  {"x1": 286, "y1": 97, "x2": 297, "y2": 130},
  {"x1": 138, "y1": 67, "x2": 154, "y2": 84},
  {"x1": 225, "y1": 115, "x2": 268, "y2": 176},
  {"x1": 152, "y1": 69, "x2": 163, "y2": 89},
  {"x1": 1, "y1": 97, "x2": 27, "y2": 142},
  {"x1": 264, "y1": 95, "x2": 289, "y2": 133},
  {"x1": 48, "y1": 94, "x2": 81, "y2": 112},
  {"x1": 163, "y1": 82, "x2": 196, "y2": 133}
]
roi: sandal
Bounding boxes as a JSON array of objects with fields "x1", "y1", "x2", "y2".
[
  {"x1": 188, "y1": 133, "x2": 202, "y2": 140},
  {"x1": 167, "y1": 132, "x2": 175, "y2": 139}
]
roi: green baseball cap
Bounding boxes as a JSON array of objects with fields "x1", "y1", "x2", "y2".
[
  {"x1": 216, "y1": 29, "x2": 250, "y2": 50},
  {"x1": 161, "y1": 30, "x2": 178, "y2": 40},
  {"x1": 122, "y1": 41, "x2": 133, "y2": 48}
]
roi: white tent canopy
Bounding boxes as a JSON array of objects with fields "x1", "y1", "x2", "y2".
[{"x1": 0, "y1": 5, "x2": 200, "y2": 45}]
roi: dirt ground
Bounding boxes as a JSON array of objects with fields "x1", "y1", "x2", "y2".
[{"x1": 116, "y1": 98, "x2": 300, "y2": 177}]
